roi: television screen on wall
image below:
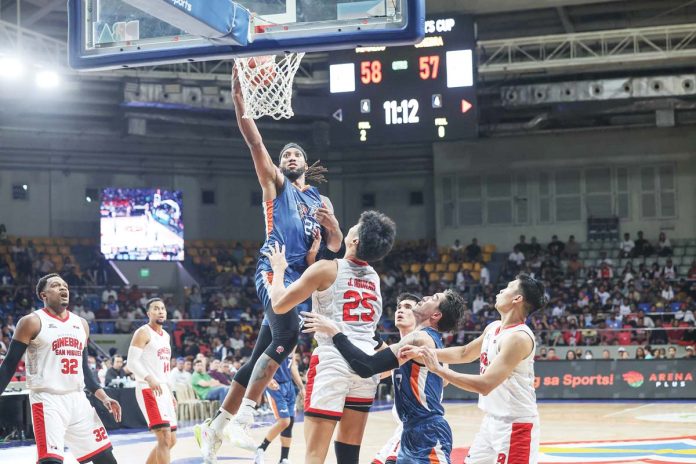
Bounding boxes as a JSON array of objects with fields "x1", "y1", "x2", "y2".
[{"x1": 100, "y1": 188, "x2": 184, "y2": 261}]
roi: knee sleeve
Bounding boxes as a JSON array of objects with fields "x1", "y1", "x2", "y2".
[
  {"x1": 234, "y1": 325, "x2": 273, "y2": 387},
  {"x1": 334, "y1": 441, "x2": 360, "y2": 464},
  {"x1": 85, "y1": 448, "x2": 117, "y2": 464},
  {"x1": 280, "y1": 416, "x2": 294, "y2": 438},
  {"x1": 264, "y1": 313, "x2": 300, "y2": 363}
]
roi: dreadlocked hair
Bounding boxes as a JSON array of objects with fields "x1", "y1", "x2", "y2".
[{"x1": 305, "y1": 160, "x2": 328, "y2": 184}]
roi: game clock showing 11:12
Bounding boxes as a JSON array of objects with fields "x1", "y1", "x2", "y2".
[{"x1": 329, "y1": 16, "x2": 477, "y2": 145}]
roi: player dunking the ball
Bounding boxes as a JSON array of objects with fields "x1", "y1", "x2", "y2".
[
  {"x1": 127, "y1": 298, "x2": 177, "y2": 464},
  {"x1": 263, "y1": 211, "x2": 396, "y2": 464},
  {"x1": 195, "y1": 70, "x2": 342, "y2": 463},
  {"x1": 403, "y1": 274, "x2": 545, "y2": 464},
  {"x1": 302, "y1": 289, "x2": 465, "y2": 463},
  {"x1": 0, "y1": 273, "x2": 121, "y2": 464}
]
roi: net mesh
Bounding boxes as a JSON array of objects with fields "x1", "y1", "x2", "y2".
[{"x1": 233, "y1": 53, "x2": 305, "y2": 120}]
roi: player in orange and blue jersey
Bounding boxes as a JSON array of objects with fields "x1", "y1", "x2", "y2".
[
  {"x1": 196, "y1": 71, "x2": 342, "y2": 463},
  {"x1": 302, "y1": 291, "x2": 465, "y2": 463}
]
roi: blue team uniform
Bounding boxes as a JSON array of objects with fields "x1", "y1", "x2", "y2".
[
  {"x1": 255, "y1": 177, "x2": 323, "y2": 326},
  {"x1": 265, "y1": 357, "x2": 297, "y2": 420},
  {"x1": 394, "y1": 327, "x2": 452, "y2": 463}
]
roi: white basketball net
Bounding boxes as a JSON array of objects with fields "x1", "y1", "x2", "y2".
[{"x1": 234, "y1": 53, "x2": 305, "y2": 120}]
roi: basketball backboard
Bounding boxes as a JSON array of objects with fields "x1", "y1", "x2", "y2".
[{"x1": 68, "y1": 0, "x2": 425, "y2": 70}]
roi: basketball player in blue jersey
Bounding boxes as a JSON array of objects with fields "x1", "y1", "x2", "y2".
[
  {"x1": 254, "y1": 348, "x2": 304, "y2": 464},
  {"x1": 196, "y1": 72, "x2": 343, "y2": 463},
  {"x1": 302, "y1": 290, "x2": 465, "y2": 463}
]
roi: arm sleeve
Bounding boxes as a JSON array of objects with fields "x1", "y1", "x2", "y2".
[
  {"x1": 126, "y1": 346, "x2": 149, "y2": 381},
  {"x1": 0, "y1": 340, "x2": 28, "y2": 394},
  {"x1": 332, "y1": 333, "x2": 399, "y2": 378},
  {"x1": 372, "y1": 331, "x2": 386, "y2": 351},
  {"x1": 82, "y1": 350, "x2": 102, "y2": 394},
  {"x1": 317, "y1": 240, "x2": 345, "y2": 261}
]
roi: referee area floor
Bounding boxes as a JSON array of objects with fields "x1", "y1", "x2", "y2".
[{"x1": 1, "y1": 401, "x2": 694, "y2": 463}]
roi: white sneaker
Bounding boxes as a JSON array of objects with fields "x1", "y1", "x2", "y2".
[
  {"x1": 226, "y1": 409, "x2": 257, "y2": 451},
  {"x1": 280, "y1": 459, "x2": 292, "y2": 464},
  {"x1": 254, "y1": 448, "x2": 265, "y2": 464},
  {"x1": 194, "y1": 418, "x2": 222, "y2": 464}
]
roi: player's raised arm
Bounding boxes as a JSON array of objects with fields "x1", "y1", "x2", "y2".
[
  {"x1": 317, "y1": 195, "x2": 343, "y2": 253},
  {"x1": 264, "y1": 242, "x2": 337, "y2": 314},
  {"x1": 232, "y1": 71, "x2": 282, "y2": 195},
  {"x1": 419, "y1": 331, "x2": 533, "y2": 396},
  {"x1": 0, "y1": 314, "x2": 39, "y2": 395},
  {"x1": 302, "y1": 312, "x2": 435, "y2": 378}
]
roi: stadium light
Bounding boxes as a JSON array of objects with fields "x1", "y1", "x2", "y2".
[
  {"x1": 0, "y1": 56, "x2": 24, "y2": 79},
  {"x1": 35, "y1": 70, "x2": 60, "y2": 89}
]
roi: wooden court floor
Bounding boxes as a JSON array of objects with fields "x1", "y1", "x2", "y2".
[{"x1": 1, "y1": 401, "x2": 694, "y2": 463}]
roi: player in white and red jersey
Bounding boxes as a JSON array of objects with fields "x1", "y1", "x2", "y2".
[
  {"x1": 263, "y1": 210, "x2": 396, "y2": 464},
  {"x1": 405, "y1": 274, "x2": 546, "y2": 464},
  {"x1": 127, "y1": 298, "x2": 177, "y2": 464},
  {"x1": 0, "y1": 273, "x2": 121, "y2": 464}
]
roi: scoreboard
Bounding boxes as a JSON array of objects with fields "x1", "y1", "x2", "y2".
[{"x1": 329, "y1": 16, "x2": 477, "y2": 146}]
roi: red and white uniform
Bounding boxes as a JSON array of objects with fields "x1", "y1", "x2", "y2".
[
  {"x1": 305, "y1": 258, "x2": 382, "y2": 420},
  {"x1": 372, "y1": 405, "x2": 402, "y2": 464},
  {"x1": 466, "y1": 321, "x2": 540, "y2": 464},
  {"x1": 134, "y1": 325, "x2": 177, "y2": 430},
  {"x1": 27, "y1": 309, "x2": 112, "y2": 462}
]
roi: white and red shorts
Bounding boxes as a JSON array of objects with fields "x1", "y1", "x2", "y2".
[
  {"x1": 30, "y1": 390, "x2": 112, "y2": 463},
  {"x1": 372, "y1": 422, "x2": 402, "y2": 464},
  {"x1": 135, "y1": 382, "x2": 178, "y2": 431},
  {"x1": 465, "y1": 414, "x2": 540, "y2": 464},
  {"x1": 304, "y1": 345, "x2": 379, "y2": 421}
]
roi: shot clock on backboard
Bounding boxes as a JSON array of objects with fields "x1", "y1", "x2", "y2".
[{"x1": 329, "y1": 15, "x2": 477, "y2": 145}]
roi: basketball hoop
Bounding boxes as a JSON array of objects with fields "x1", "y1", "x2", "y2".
[{"x1": 234, "y1": 52, "x2": 305, "y2": 120}]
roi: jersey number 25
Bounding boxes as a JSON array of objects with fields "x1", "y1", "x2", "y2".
[{"x1": 342, "y1": 290, "x2": 377, "y2": 323}]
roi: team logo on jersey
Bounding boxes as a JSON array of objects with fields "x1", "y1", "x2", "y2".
[{"x1": 48, "y1": 323, "x2": 57, "y2": 329}]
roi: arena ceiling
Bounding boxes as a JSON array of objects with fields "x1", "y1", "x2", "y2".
[{"x1": 2, "y1": 0, "x2": 696, "y2": 156}]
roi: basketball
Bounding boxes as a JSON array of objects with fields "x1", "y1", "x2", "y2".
[{"x1": 246, "y1": 55, "x2": 277, "y2": 88}]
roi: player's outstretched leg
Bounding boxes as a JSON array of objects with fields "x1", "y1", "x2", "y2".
[{"x1": 195, "y1": 325, "x2": 273, "y2": 463}]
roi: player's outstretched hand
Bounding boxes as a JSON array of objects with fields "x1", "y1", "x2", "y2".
[
  {"x1": 300, "y1": 311, "x2": 341, "y2": 336},
  {"x1": 103, "y1": 397, "x2": 122, "y2": 422},
  {"x1": 306, "y1": 228, "x2": 322, "y2": 266},
  {"x1": 397, "y1": 345, "x2": 421, "y2": 361},
  {"x1": 263, "y1": 242, "x2": 288, "y2": 273},
  {"x1": 419, "y1": 347, "x2": 444, "y2": 374},
  {"x1": 268, "y1": 379, "x2": 280, "y2": 391},
  {"x1": 315, "y1": 207, "x2": 339, "y2": 233}
]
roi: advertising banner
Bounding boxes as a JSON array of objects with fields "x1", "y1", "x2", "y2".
[{"x1": 444, "y1": 359, "x2": 696, "y2": 400}]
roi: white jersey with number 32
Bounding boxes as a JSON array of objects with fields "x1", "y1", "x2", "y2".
[
  {"x1": 312, "y1": 258, "x2": 382, "y2": 353},
  {"x1": 478, "y1": 320, "x2": 538, "y2": 418},
  {"x1": 26, "y1": 309, "x2": 86, "y2": 394},
  {"x1": 135, "y1": 325, "x2": 172, "y2": 384}
]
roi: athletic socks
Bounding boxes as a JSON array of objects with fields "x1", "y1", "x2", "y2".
[
  {"x1": 210, "y1": 408, "x2": 234, "y2": 435},
  {"x1": 237, "y1": 398, "x2": 257, "y2": 421},
  {"x1": 258, "y1": 438, "x2": 271, "y2": 451},
  {"x1": 334, "y1": 441, "x2": 360, "y2": 464},
  {"x1": 280, "y1": 446, "x2": 290, "y2": 461}
]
